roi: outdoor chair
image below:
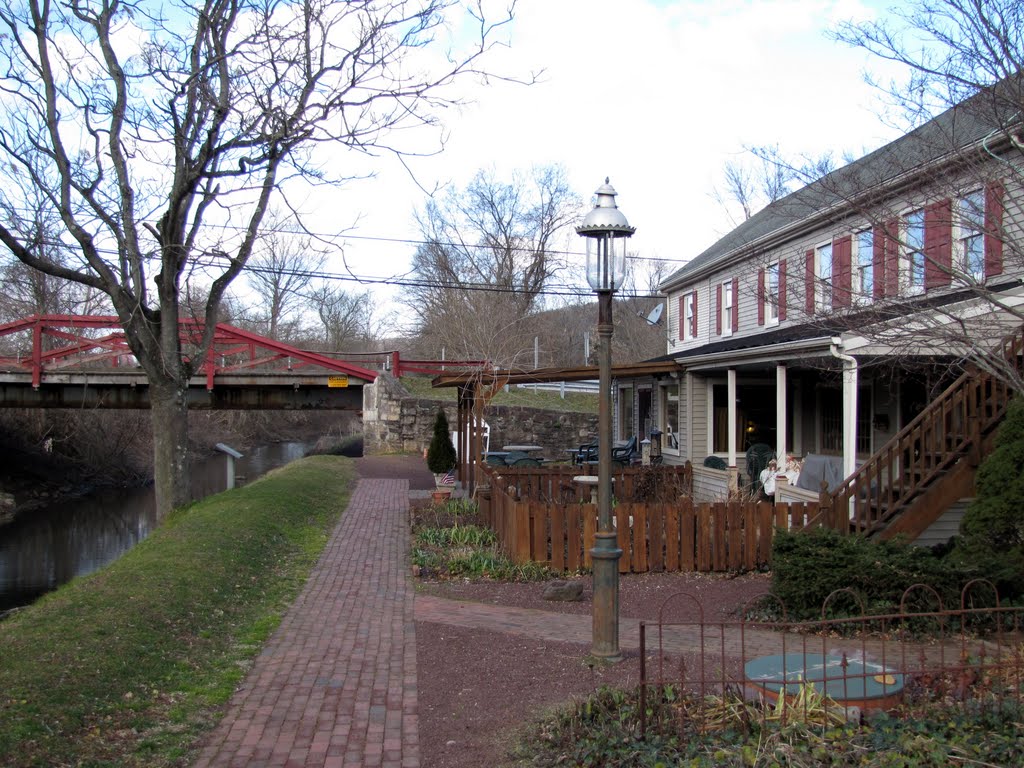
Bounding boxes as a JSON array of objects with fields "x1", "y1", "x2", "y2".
[
  {"x1": 745, "y1": 442, "x2": 775, "y2": 493},
  {"x1": 611, "y1": 436, "x2": 638, "y2": 466},
  {"x1": 572, "y1": 440, "x2": 598, "y2": 465},
  {"x1": 508, "y1": 456, "x2": 541, "y2": 467},
  {"x1": 703, "y1": 455, "x2": 728, "y2": 470}
]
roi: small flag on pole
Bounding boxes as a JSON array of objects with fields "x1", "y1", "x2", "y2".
[{"x1": 440, "y1": 469, "x2": 456, "y2": 485}]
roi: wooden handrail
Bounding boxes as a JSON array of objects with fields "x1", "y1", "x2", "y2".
[{"x1": 810, "y1": 324, "x2": 1024, "y2": 534}]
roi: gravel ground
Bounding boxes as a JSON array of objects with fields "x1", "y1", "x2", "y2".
[
  {"x1": 415, "y1": 570, "x2": 772, "y2": 768},
  {"x1": 352, "y1": 456, "x2": 773, "y2": 767}
]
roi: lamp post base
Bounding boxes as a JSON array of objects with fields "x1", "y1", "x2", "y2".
[{"x1": 591, "y1": 530, "x2": 622, "y2": 662}]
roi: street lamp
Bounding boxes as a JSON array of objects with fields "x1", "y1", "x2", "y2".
[{"x1": 577, "y1": 178, "x2": 635, "y2": 661}]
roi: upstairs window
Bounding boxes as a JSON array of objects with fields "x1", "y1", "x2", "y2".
[
  {"x1": 855, "y1": 229, "x2": 873, "y2": 301},
  {"x1": 816, "y1": 242, "x2": 832, "y2": 313},
  {"x1": 682, "y1": 291, "x2": 697, "y2": 340},
  {"x1": 720, "y1": 280, "x2": 734, "y2": 336},
  {"x1": 958, "y1": 190, "x2": 985, "y2": 280},
  {"x1": 904, "y1": 208, "x2": 926, "y2": 291},
  {"x1": 766, "y1": 262, "x2": 780, "y2": 324}
]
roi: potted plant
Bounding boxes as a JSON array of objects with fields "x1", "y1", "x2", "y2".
[{"x1": 426, "y1": 408, "x2": 457, "y2": 494}]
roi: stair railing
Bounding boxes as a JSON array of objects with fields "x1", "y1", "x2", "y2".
[{"x1": 812, "y1": 325, "x2": 1023, "y2": 534}]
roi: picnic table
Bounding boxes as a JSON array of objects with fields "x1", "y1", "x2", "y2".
[{"x1": 502, "y1": 444, "x2": 544, "y2": 453}]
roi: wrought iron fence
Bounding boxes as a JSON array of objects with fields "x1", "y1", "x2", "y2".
[{"x1": 638, "y1": 579, "x2": 1024, "y2": 738}]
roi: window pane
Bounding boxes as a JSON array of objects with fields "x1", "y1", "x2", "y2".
[
  {"x1": 959, "y1": 191, "x2": 985, "y2": 278},
  {"x1": 905, "y1": 210, "x2": 925, "y2": 287},
  {"x1": 857, "y1": 230, "x2": 873, "y2": 297},
  {"x1": 817, "y1": 243, "x2": 832, "y2": 310}
]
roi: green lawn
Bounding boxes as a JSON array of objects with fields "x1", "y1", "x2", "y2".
[
  {"x1": 400, "y1": 374, "x2": 598, "y2": 413},
  {"x1": 0, "y1": 455, "x2": 355, "y2": 767}
]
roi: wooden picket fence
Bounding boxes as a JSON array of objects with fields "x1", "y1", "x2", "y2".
[{"x1": 478, "y1": 465, "x2": 818, "y2": 573}]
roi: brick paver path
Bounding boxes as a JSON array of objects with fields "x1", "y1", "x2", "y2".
[
  {"x1": 193, "y1": 479, "x2": 417, "y2": 768},
  {"x1": 415, "y1": 594, "x2": 961, "y2": 666}
]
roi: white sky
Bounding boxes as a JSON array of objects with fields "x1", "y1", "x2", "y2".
[{"x1": 301, "y1": 0, "x2": 906, "y2": 325}]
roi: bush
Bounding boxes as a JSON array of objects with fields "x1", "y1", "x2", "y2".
[
  {"x1": 770, "y1": 527, "x2": 965, "y2": 619},
  {"x1": 953, "y1": 398, "x2": 1024, "y2": 599},
  {"x1": 426, "y1": 408, "x2": 456, "y2": 474}
]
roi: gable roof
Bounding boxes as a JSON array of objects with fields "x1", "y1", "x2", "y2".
[{"x1": 662, "y1": 79, "x2": 1021, "y2": 291}]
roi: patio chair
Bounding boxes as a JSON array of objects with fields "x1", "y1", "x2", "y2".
[
  {"x1": 504, "y1": 450, "x2": 529, "y2": 465},
  {"x1": 509, "y1": 456, "x2": 541, "y2": 467},
  {"x1": 703, "y1": 455, "x2": 728, "y2": 470},
  {"x1": 572, "y1": 440, "x2": 598, "y2": 465},
  {"x1": 745, "y1": 442, "x2": 775, "y2": 493},
  {"x1": 611, "y1": 436, "x2": 637, "y2": 466}
]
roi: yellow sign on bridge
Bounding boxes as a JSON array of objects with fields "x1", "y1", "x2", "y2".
[{"x1": 327, "y1": 375, "x2": 349, "y2": 388}]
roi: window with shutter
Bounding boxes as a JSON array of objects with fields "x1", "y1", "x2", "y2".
[
  {"x1": 779, "y1": 259, "x2": 787, "y2": 321},
  {"x1": 731, "y1": 277, "x2": 739, "y2": 332},
  {"x1": 856, "y1": 229, "x2": 874, "y2": 302},
  {"x1": 904, "y1": 208, "x2": 926, "y2": 292},
  {"x1": 766, "y1": 262, "x2": 780, "y2": 324},
  {"x1": 757, "y1": 268, "x2": 765, "y2": 326},
  {"x1": 832, "y1": 235, "x2": 852, "y2": 309},
  {"x1": 923, "y1": 199, "x2": 952, "y2": 290},
  {"x1": 957, "y1": 190, "x2": 984, "y2": 280},
  {"x1": 985, "y1": 180, "x2": 1004, "y2": 277}
]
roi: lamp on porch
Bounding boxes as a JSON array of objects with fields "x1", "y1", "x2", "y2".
[{"x1": 577, "y1": 178, "x2": 635, "y2": 661}]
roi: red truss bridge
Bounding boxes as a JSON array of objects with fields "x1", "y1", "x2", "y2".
[{"x1": 0, "y1": 315, "x2": 379, "y2": 410}]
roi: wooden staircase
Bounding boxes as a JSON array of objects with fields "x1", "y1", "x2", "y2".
[{"x1": 811, "y1": 327, "x2": 1024, "y2": 540}]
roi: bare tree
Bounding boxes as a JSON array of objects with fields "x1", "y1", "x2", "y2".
[
  {"x1": 0, "y1": 0, "x2": 518, "y2": 515},
  {"x1": 405, "y1": 165, "x2": 581, "y2": 368},
  {"x1": 308, "y1": 283, "x2": 381, "y2": 352},
  {"x1": 0, "y1": 191, "x2": 110, "y2": 323},
  {"x1": 710, "y1": 151, "x2": 809, "y2": 227},
  {"x1": 243, "y1": 211, "x2": 329, "y2": 341}
]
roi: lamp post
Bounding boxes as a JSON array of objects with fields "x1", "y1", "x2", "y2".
[{"x1": 577, "y1": 178, "x2": 635, "y2": 661}]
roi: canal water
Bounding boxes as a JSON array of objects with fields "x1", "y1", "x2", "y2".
[{"x1": 0, "y1": 441, "x2": 312, "y2": 612}]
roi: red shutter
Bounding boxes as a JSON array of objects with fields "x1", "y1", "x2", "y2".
[
  {"x1": 715, "y1": 283, "x2": 722, "y2": 335},
  {"x1": 985, "y1": 180, "x2": 1005, "y2": 277},
  {"x1": 805, "y1": 249, "x2": 815, "y2": 314},
  {"x1": 924, "y1": 199, "x2": 952, "y2": 289},
  {"x1": 872, "y1": 225, "x2": 886, "y2": 298},
  {"x1": 832, "y1": 235, "x2": 852, "y2": 308},
  {"x1": 732, "y1": 277, "x2": 739, "y2": 331},
  {"x1": 883, "y1": 219, "x2": 900, "y2": 297},
  {"x1": 757, "y1": 268, "x2": 765, "y2": 325},
  {"x1": 691, "y1": 292, "x2": 698, "y2": 338},
  {"x1": 779, "y1": 259, "x2": 787, "y2": 321},
  {"x1": 678, "y1": 295, "x2": 685, "y2": 340}
]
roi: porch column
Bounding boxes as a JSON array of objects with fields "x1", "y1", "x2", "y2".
[
  {"x1": 727, "y1": 368, "x2": 738, "y2": 491},
  {"x1": 831, "y1": 339, "x2": 859, "y2": 481},
  {"x1": 842, "y1": 359, "x2": 858, "y2": 480},
  {"x1": 776, "y1": 364, "x2": 787, "y2": 464},
  {"x1": 685, "y1": 371, "x2": 694, "y2": 460}
]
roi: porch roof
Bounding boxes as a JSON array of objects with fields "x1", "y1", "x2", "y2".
[{"x1": 430, "y1": 360, "x2": 682, "y2": 388}]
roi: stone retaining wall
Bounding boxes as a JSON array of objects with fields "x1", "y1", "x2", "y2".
[{"x1": 362, "y1": 373, "x2": 598, "y2": 458}]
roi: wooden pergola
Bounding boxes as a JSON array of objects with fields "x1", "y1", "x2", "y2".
[{"x1": 431, "y1": 360, "x2": 683, "y2": 495}]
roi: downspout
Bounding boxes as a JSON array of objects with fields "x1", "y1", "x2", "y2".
[{"x1": 829, "y1": 337, "x2": 858, "y2": 482}]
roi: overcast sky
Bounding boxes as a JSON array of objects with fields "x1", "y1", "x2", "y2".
[{"x1": 291, "y1": 0, "x2": 907, "y2": 324}]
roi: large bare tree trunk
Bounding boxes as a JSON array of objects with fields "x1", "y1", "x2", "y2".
[{"x1": 149, "y1": 380, "x2": 191, "y2": 515}]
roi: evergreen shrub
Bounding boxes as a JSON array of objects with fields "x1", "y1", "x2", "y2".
[
  {"x1": 426, "y1": 408, "x2": 457, "y2": 474},
  {"x1": 770, "y1": 527, "x2": 964, "y2": 620},
  {"x1": 954, "y1": 397, "x2": 1024, "y2": 599}
]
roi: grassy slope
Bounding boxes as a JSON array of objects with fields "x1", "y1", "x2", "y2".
[
  {"x1": 0, "y1": 455, "x2": 355, "y2": 768},
  {"x1": 400, "y1": 375, "x2": 598, "y2": 413}
]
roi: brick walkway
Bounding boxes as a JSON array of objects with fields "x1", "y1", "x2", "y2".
[
  {"x1": 415, "y1": 593, "x2": 789, "y2": 658},
  {"x1": 193, "y1": 478, "x2": 417, "y2": 768}
]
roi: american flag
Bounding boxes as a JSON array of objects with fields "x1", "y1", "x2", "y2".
[{"x1": 440, "y1": 469, "x2": 456, "y2": 485}]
